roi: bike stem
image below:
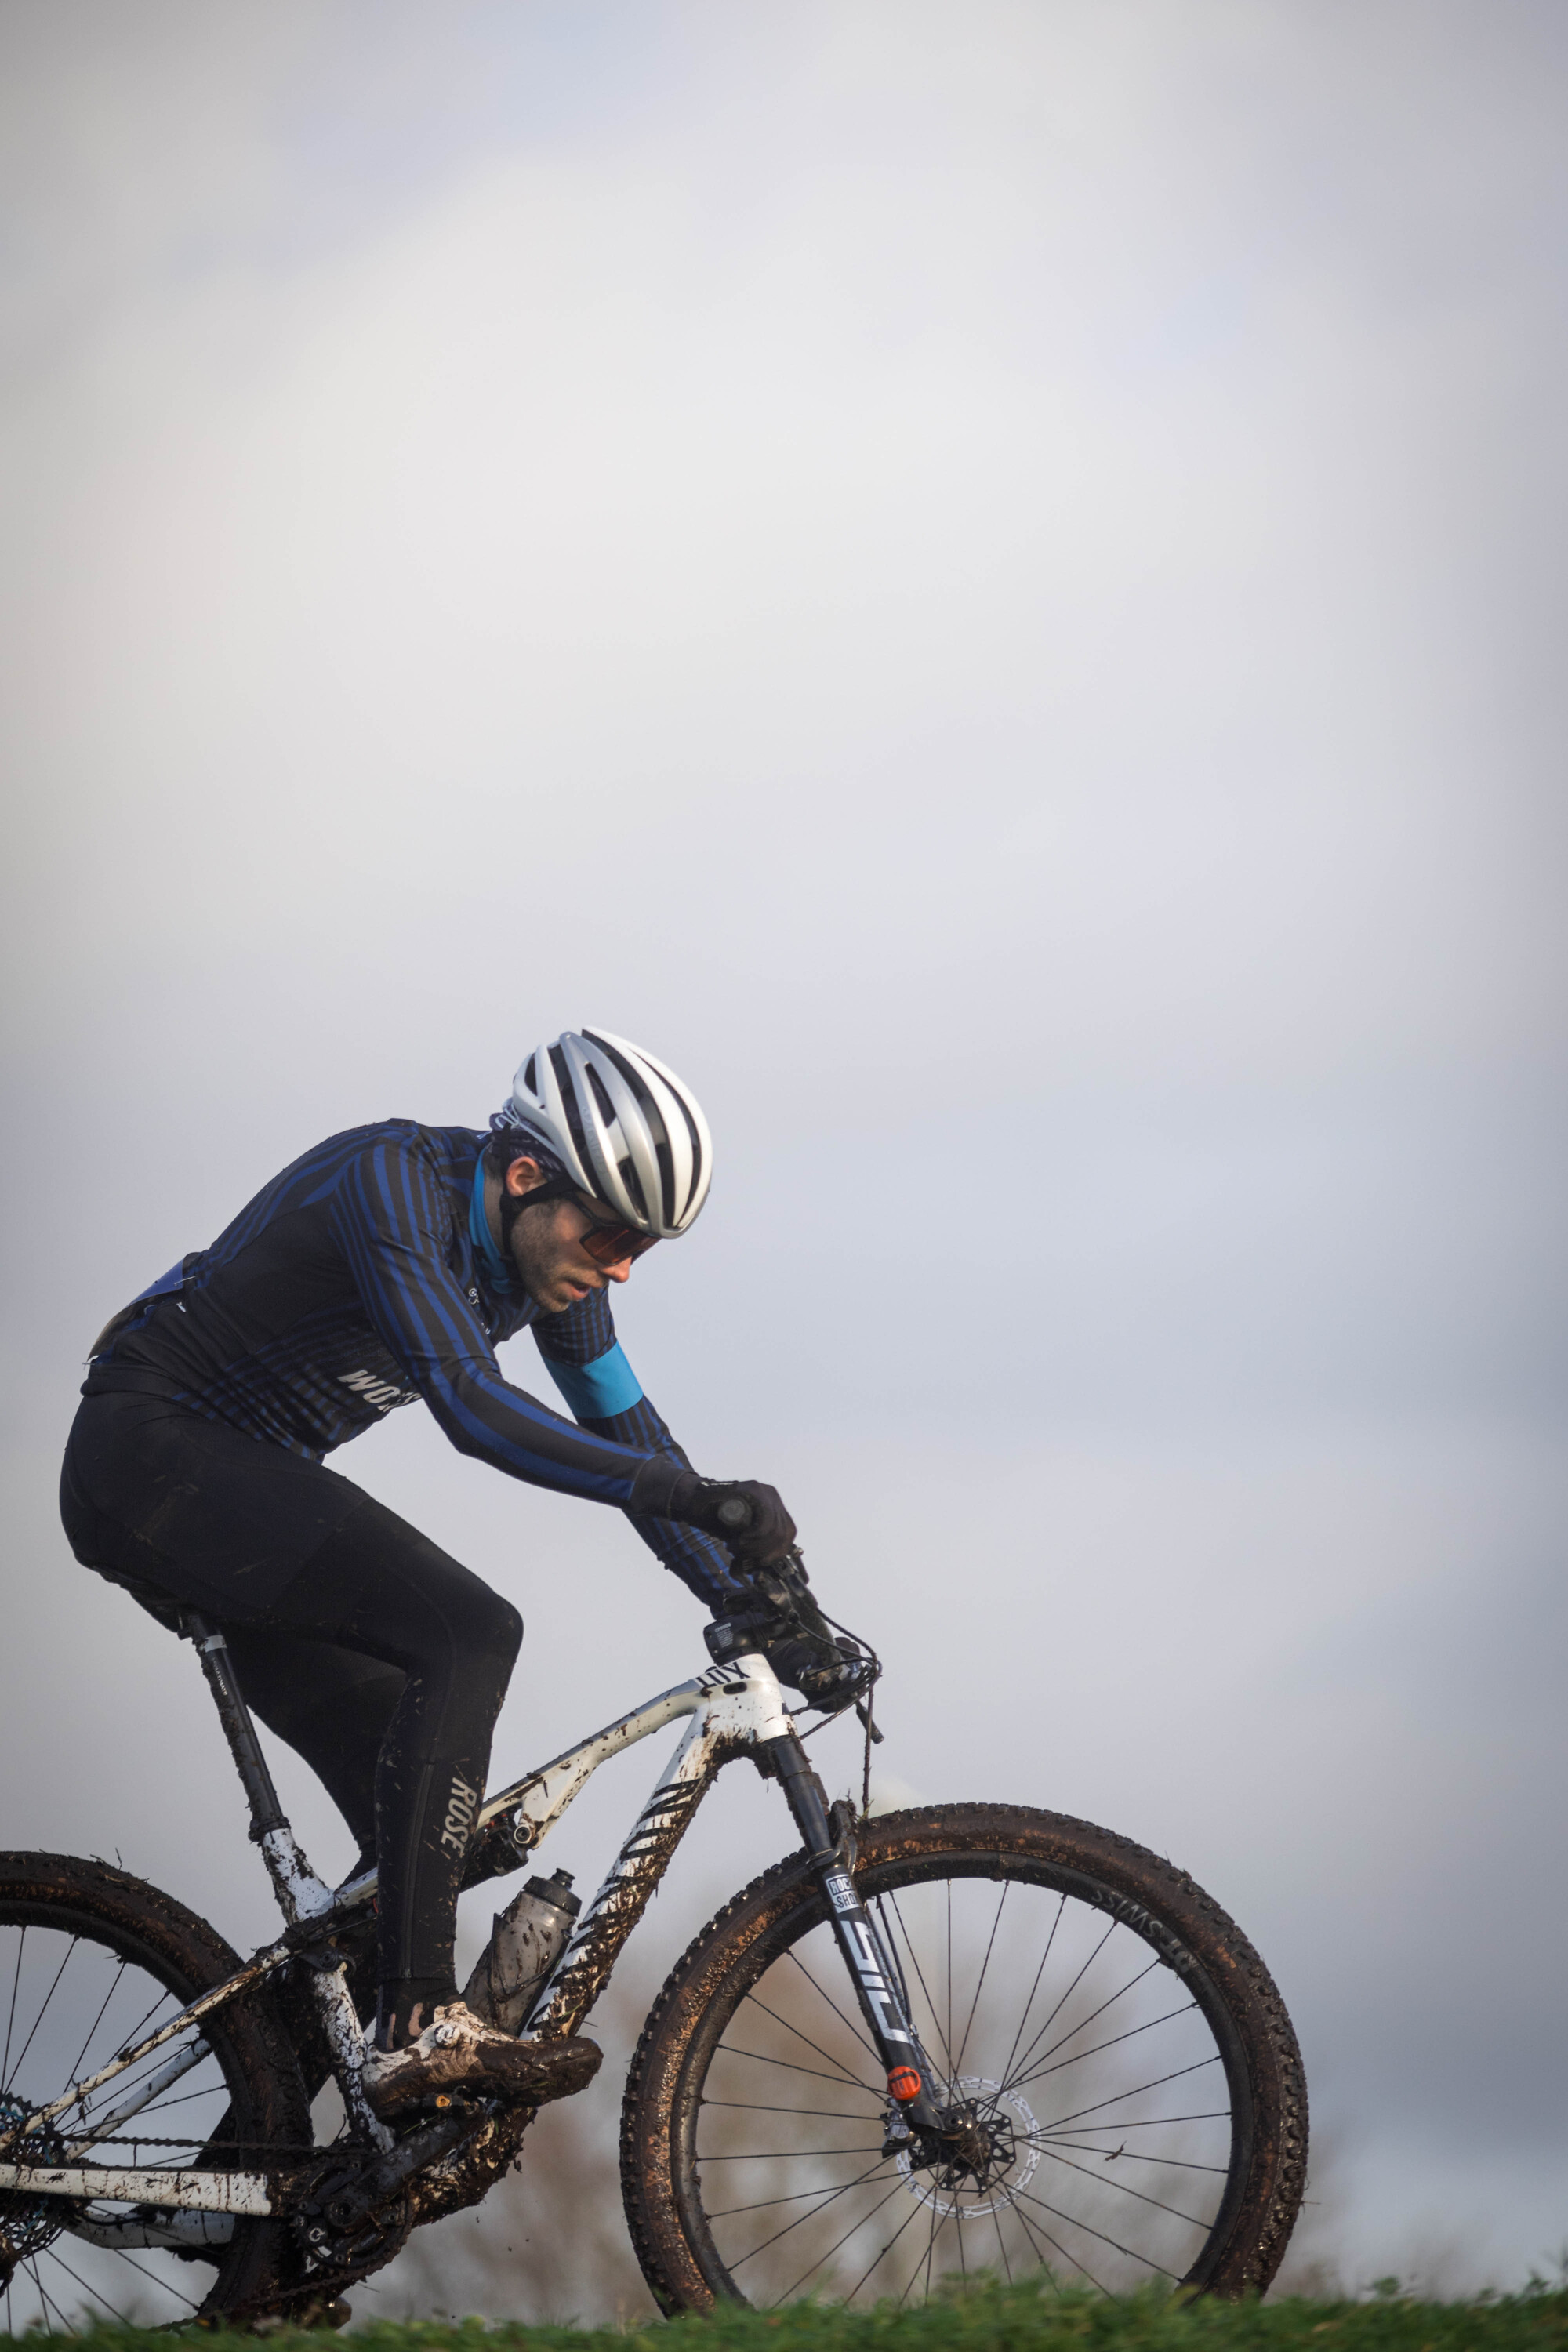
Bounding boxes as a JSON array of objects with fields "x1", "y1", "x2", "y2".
[{"x1": 760, "y1": 1729, "x2": 946, "y2": 2138}]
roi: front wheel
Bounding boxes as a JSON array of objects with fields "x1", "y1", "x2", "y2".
[{"x1": 622, "y1": 1805, "x2": 1306, "y2": 2311}]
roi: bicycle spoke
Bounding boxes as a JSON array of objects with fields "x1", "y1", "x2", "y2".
[
  {"x1": 999, "y1": 1892, "x2": 1066, "y2": 2088},
  {"x1": 782, "y1": 1949, "x2": 879, "y2": 2065},
  {"x1": 914, "y1": 2196, "x2": 942, "y2": 2305},
  {"x1": 717, "y1": 2043, "x2": 882, "y2": 2094},
  {"x1": 39, "y1": 2242, "x2": 136, "y2": 2327},
  {"x1": 86, "y1": 1983, "x2": 183, "y2": 2092},
  {"x1": 1012, "y1": 2182, "x2": 1178, "y2": 2278},
  {"x1": 1009, "y1": 2000, "x2": 1202, "y2": 2096},
  {"x1": 702, "y1": 2146, "x2": 886, "y2": 2161},
  {"x1": 1003, "y1": 1915, "x2": 1117, "y2": 2089},
  {"x1": 870, "y1": 1896, "x2": 914, "y2": 2020},
  {"x1": 24, "y1": 2257, "x2": 68, "y2": 2336},
  {"x1": 702, "y1": 2098, "x2": 877, "y2": 2120},
  {"x1": 945, "y1": 1882, "x2": 953, "y2": 2084},
  {"x1": 728, "y1": 2155, "x2": 894, "y2": 2261},
  {"x1": 741, "y1": 1991, "x2": 877, "y2": 2092},
  {"x1": 710, "y1": 2151, "x2": 892, "y2": 2220},
  {"x1": 6, "y1": 1937, "x2": 79, "y2": 2090},
  {"x1": 65, "y1": 1958, "x2": 131, "y2": 2090},
  {"x1": 1040, "y1": 2054, "x2": 1223, "y2": 2132},
  {"x1": 991, "y1": 2199, "x2": 1014, "y2": 2282},
  {"x1": 770, "y1": 2173, "x2": 907, "y2": 2300},
  {"x1": 107, "y1": 2078, "x2": 227, "y2": 2118},
  {"x1": 2, "y1": 1927, "x2": 24, "y2": 2088},
  {"x1": 1032, "y1": 2135, "x2": 1227, "y2": 2176},
  {"x1": 1045, "y1": 2109, "x2": 1229, "y2": 2136},
  {"x1": 100, "y1": 2245, "x2": 202, "y2": 2313},
  {"x1": 953, "y1": 1880, "x2": 1008, "y2": 2078},
  {"x1": 1034, "y1": 2139, "x2": 1210, "y2": 2227},
  {"x1": 1010, "y1": 2196, "x2": 1112, "y2": 2295},
  {"x1": 1006, "y1": 1953, "x2": 1161, "y2": 2084},
  {"x1": 846, "y1": 2173, "x2": 931, "y2": 2305},
  {"x1": 880, "y1": 1893, "x2": 953, "y2": 2073}
]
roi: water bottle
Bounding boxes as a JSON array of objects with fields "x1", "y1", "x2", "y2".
[{"x1": 462, "y1": 1868, "x2": 581, "y2": 2036}]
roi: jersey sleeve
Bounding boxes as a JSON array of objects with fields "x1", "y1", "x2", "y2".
[
  {"x1": 533, "y1": 1293, "x2": 742, "y2": 1612},
  {"x1": 328, "y1": 1134, "x2": 683, "y2": 1510}
]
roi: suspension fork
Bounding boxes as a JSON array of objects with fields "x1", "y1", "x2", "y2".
[{"x1": 761, "y1": 1731, "x2": 946, "y2": 2137}]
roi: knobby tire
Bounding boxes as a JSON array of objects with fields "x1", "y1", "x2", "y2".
[{"x1": 620, "y1": 1804, "x2": 1306, "y2": 2312}]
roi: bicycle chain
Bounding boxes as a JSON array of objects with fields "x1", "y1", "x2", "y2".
[{"x1": 56, "y1": 2135, "x2": 313, "y2": 2153}]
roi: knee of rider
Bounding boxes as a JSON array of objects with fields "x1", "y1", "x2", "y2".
[
  {"x1": 456, "y1": 1589, "x2": 522, "y2": 1678},
  {"x1": 488, "y1": 1594, "x2": 524, "y2": 1670}
]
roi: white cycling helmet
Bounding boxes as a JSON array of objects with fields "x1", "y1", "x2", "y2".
[{"x1": 503, "y1": 1028, "x2": 713, "y2": 1239}]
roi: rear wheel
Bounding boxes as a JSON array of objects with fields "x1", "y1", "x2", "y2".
[
  {"x1": 0, "y1": 1853, "x2": 310, "y2": 2332},
  {"x1": 622, "y1": 1805, "x2": 1305, "y2": 2311}
]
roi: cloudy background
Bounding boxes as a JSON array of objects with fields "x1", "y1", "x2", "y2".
[{"x1": 2, "y1": 0, "x2": 1566, "y2": 2314}]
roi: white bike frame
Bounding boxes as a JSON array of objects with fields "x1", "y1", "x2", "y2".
[{"x1": 0, "y1": 1648, "x2": 796, "y2": 2229}]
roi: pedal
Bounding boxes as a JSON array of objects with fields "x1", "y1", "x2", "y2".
[{"x1": 413, "y1": 2088, "x2": 488, "y2": 2118}]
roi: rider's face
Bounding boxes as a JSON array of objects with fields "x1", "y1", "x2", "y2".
[{"x1": 499, "y1": 1158, "x2": 637, "y2": 1312}]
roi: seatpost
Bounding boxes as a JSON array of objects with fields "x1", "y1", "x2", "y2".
[
  {"x1": 182, "y1": 1612, "x2": 333, "y2": 1926},
  {"x1": 182, "y1": 1613, "x2": 285, "y2": 1839}
]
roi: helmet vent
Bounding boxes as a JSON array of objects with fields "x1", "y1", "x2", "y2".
[
  {"x1": 618, "y1": 1156, "x2": 649, "y2": 1220},
  {"x1": 669, "y1": 1092, "x2": 702, "y2": 1218},
  {"x1": 549, "y1": 1044, "x2": 593, "y2": 1171},
  {"x1": 586, "y1": 1032, "x2": 673, "y2": 1217},
  {"x1": 585, "y1": 1064, "x2": 618, "y2": 1127}
]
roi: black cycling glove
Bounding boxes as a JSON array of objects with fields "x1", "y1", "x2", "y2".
[
  {"x1": 666, "y1": 1473, "x2": 797, "y2": 1566},
  {"x1": 707, "y1": 1557, "x2": 868, "y2": 1706}
]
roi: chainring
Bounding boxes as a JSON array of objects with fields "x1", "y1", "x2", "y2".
[{"x1": 289, "y1": 2153, "x2": 412, "y2": 2282}]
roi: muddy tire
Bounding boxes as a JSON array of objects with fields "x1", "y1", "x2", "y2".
[
  {"x1": 0, "y1": 1852, "x2": 310, "y2": 2330},
  {"x1": 621, "y1": 1804, "x2": 1305, "y2": 2311}
]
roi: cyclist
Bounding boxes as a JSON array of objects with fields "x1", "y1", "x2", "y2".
[{"x1": 60, "y1": 1029, "x2": 855, "y2": 2121}]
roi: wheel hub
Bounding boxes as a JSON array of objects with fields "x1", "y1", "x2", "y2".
[
  {"x1": 893, "y1": 2074, "x2": 1040, "y2": 2219},
  {"x1": 927, "y1": 2099, "x2": 1016, "y2": 2193}
]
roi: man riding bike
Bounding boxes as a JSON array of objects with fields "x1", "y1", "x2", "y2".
[{"x1": 60, "y1": 1028, "x2": 855, "y2": 2122}]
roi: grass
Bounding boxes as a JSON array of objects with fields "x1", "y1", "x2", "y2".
[{"x1": 16, "y1": 2279, "x2": 1568, "y2": 2352}]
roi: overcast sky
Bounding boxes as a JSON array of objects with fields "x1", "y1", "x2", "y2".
[{"x1": 2, "y1": 0, "x2": 1566, "y2": 2311}]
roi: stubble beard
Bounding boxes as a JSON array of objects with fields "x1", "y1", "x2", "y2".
[{"x1": 508, "y1": 1200, "x2": 589, "y2": 1313}]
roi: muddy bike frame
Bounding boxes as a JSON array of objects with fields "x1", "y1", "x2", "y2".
[{"x1": 0, "y1": 1617, "x2": 938, "y2": 2244}]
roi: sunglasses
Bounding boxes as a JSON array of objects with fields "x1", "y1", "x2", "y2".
[
  {"x1": 519, "y1": 1175, "x2": 659, "y2": 1267},
  {"x1": 575, "y1": 1216, "x2": 659, "y2": 1269}
]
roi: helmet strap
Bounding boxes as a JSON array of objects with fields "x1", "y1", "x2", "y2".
[{"x1": 498, "y1": 1169, "x2": 584, "y2": 1259}]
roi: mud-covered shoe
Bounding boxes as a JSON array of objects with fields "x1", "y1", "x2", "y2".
[{"x1": 361, "y1": 2002, "x2": 601, "y2": 2122}]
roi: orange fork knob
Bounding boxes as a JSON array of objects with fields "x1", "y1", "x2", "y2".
[{"x1": 887, "y1": 2067, "x2": 923, "y2": 2103}]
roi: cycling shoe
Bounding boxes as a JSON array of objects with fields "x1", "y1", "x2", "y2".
[{"x1": 361, "y1": 2002, "x2": 601, "y2": 2120}]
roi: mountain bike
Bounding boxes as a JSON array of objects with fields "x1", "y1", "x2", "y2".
[{"x1": 0, "y1": 1599, "x2": 1306, "y2": 2329}]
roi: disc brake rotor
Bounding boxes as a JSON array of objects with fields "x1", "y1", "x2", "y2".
[{"x1": 896, "y1": 2074, "x2": 1040, "y2": 2219}]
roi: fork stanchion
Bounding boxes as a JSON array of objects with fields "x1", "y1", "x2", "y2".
[{"x1": 760, "y1": 1726, "x2": 946, "y2": 2139}]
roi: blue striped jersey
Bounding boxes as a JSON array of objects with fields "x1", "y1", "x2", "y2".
[{"x1": 86, "y1": 1120, "x2": 741, "y2": 1609}]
